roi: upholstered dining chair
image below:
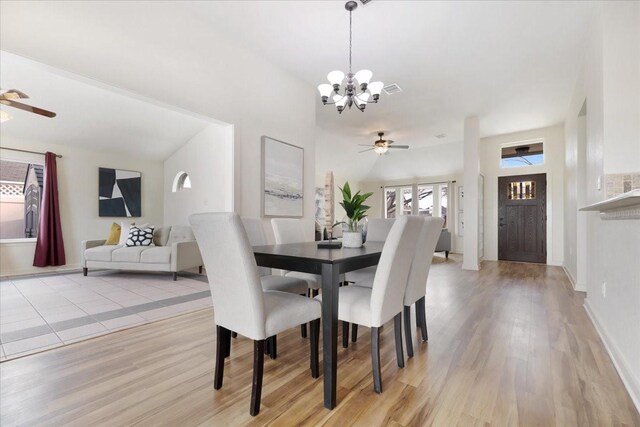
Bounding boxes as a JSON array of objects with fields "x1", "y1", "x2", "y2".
[
  {"x1": 344, "y1": 218, "x2": 395, "y2": 344},
  {"x1": 243, "y1": 217, "x2": 309, "y2": 354},
  {"x1": 317, "y1": 215, "x2": 423, "y2": 393},
  {"x1": 403, "y1": 217, "x2": 444, "y2": 357},
  {"x1": 271, "y1": 218, "x2": 322, "y2": 294},
  {"x1": 189, "y1": 212, "x2": 321, "y2": 416}
]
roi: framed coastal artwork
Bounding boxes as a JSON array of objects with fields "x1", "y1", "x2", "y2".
[
  {"x1": 261, "y1": 136, "x2": 304, "y2": 217},
  {"x1": 98, "y1": 167, "x2": 142, "y2": 217}
]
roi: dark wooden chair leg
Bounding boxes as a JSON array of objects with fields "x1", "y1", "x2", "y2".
[
  {"x1": 269, "y1": 336, "x2": 277, "y2": 360},
  {"x1": 199, "y1": 265, "x2": 203, "y2": 274},
  {"x1": 342, "y1": 321, "x2": 349, "y2": 348},
  {"x1": 83, "y1": 267, "x2": 88, "y2": 276},
  {"x1": 250, "y1": 340, "x2": 265, "y2": 416},
  {"x1": 415, "y1": 300, "x2": 422, "y2": 331},
  {"x1": 224, "y1": 328, "x2": 231, "y2": 358},
  {"x1": 301, "y1": 323, "x2": 307, "y2": 338},
  {"x1": 214, "y1": 326, "x2": 229, "y2": 389},
  {"x1": 371, "y1": 327, "x2": 382, "y2": 393},
  {"x1": 312, "y1": 289, "x2": 319, "y2": 297},
  {"x1": 418, "y1": 297, "x2": 428, "y2": 341},
  {"x1": 351, "y1": 324, "x2": 358, "y2": 343},
  {"x1": 231, "y1": 331, "x2": 238, "y2": 338},
  {"x1": 310, "y1": 319, "x2": 320, "y2": 378},
  {"x1": 445, "y1": 250, "x2": 449, "y2": 259},
  {"x1": 264, "y1": 337, "x2": 271, "y2": 355},
  {"x1": 172, "y1": 272, "x2": 178, "y2": 281},
  {"x1": 403, "y1": 305, "x2": 414, "y2": 358},
  {"x1": 394, "y1": 313, "x2": 405, "y2": 368}
]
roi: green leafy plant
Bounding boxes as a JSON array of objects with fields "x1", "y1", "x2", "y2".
[{"x1": 337, "y1": 181, "x2": 373, "y2": 232}]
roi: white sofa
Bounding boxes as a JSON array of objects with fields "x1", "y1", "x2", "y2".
[{"x1": 81, "y1": 225, "x2": 203, "y2": 280}]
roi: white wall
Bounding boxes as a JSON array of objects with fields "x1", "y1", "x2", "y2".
[
  {"x1": 0, "y1": 2, "x2": 317, "y2": 237},
  {"x1": 480, "y1": 124, "x2": 565, "y2": 266},
  {"x1": 463, "y1": 116, "x2": 480, "y2": 270},
  {"x1": 0, "y1": 136, "x2": 164, "y2": 276},
  {"x1": 164, "y1": 124, "x2": 234, "y2": 226},
  {"x1": 564, "y1": 1, "x2": 640, "y2": 410}
]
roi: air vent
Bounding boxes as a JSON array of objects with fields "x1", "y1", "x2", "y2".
[
  {"x1": 383, "y1": 83, "x2": 402, "y2": 95},
  {"x1": 359, "y1": 0, "x2": 374, "y2": 5},
  {"x1": 435, "y1": 134, "x2": 447, "y2": 139}
]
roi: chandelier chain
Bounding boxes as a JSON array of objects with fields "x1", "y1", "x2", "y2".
[{"x1": 349, "y1": 9, "x2": 352, "y2": 73}]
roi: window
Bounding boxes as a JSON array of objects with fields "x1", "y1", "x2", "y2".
[
  {"x1": 508, "y1": 180, "x2": 536, "y2": 200},
  {"x1": 501, "y1": 142, "x2": 544, "y2": 168},
  {"x1": 0, "y1": 159, "x2": 43, "y2": 240},
  {"x1": 385, "y1": 188, "x2": 396, "y2": 218},
  {"x1": 172, "y1": 171, "x2": 192, "y2": 192},
  {"x1": 417, "y1": 185, "x2": 433, "y2": 216},
  {"x1": 440, "y1": 186, "x2": 448, "y2": 228},
  {"x1": 401, "y1": 187, "x2": 413, "y2": 216}
]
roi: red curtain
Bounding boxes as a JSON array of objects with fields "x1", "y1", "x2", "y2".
[{"x1": 33, "y1": 152, "x2": 66, "y2": 267}]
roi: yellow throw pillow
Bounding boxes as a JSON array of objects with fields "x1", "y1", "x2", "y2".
[{"x1": 105, "y1": 222, "x2": 121, "y2": 245}]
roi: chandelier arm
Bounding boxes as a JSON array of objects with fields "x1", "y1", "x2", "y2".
[
  {"x1": 323, "y1": 93, "x2": 348, "y2": 105},
  {"x1": 354, "y1": 92, "x2": 379, "y2": 104}
]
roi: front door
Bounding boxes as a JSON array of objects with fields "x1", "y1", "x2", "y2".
[{"x1": 498, "y1": 173, "x2": 546, "y2": 263}]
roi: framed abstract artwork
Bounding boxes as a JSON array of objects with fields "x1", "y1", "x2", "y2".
[
  {"x1": 261, "y1": 136, "x2": 304, "y2": 217},
  {"x1": 98, "y1": 167, "x2": 141, "y2": 217}
]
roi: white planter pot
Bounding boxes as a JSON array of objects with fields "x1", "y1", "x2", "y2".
[{"x1": 342, "y1": 231, "x2": 363, "y2": 248}]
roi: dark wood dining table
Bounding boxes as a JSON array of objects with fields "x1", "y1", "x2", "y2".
[{"x1": 252, "y1": 241, "x2": 384, "y2": 409}]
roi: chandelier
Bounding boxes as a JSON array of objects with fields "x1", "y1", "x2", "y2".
[{"x1": 317, "y1": 1, "x2": 383, "y2": 114}]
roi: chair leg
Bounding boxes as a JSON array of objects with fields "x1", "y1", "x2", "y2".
[
  {"x1": 83, "y1": 267, "x2": 88, "y2": 276},
  {"x1": 394, "y1": 313, "x2": 405, "y2": 368},
  {"x1": 371, "y1": 327, "x2": 382, "y2": 393},
  {"x1": 172, "y1": 272, "x2": 178, "y2": 281},
  {"x1": 231, "y1": 331, "x2": 238, "y2": 338},
  {"x1": 269, "y1": 336, "x2": 277, "y2": 360},
  {"x1": 342, "y1": 321, "x2": 349, "y2": 348},
  {"x1": 310, "y1": 319, "x2": 320, "y2": 378},
  {"x1": 224, "y1": 329, "x2": 231, "y2": 358},
  {"x1": 445, "y1": 250, "x2": 449, "y2": 259},
  {"x1": 214, "y1": 326, "x2": 230, "y2": 389},
  {"x1": 418, "y1": 297, "x2": 428, "y2": 341},
  {"x1": 403, "y1": 305, "x2": 414, "y2": 358},
  {"x1": 351, "y1": 324, "x2": 358, "y2": 343},
  {"x1": 250, "y1": 340, "x2": 265, "y2": 416},
  {"x1": 301, "y1": 323, "x2": 307, "y2": 338},
  {"x1": 199, "y1": 265, "x2": 203, "y2": 274}
]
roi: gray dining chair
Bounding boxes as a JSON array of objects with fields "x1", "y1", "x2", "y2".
[
  {"x1": 189, "y1": 212, "x2": 321, "y2": 416},
  {"x1": 243, "y1": 217, "x2": 309, "y2": 355},
  {"x1": 403, "y1": 217, "x2": 444, "y2": 357},
  {"x1": 317, "y1": 215, "x2": 422, "y2": 393}
]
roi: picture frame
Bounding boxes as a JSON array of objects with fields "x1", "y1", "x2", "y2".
[
  {"x1": 98, "y1": 167, "x2": 142, "y2": 217},
  {"x1": 261, "y1": 136, "x2": 304, "y2": 217}
]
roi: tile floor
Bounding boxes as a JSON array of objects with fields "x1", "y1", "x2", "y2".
[{"x1": 0, "y1": 270, "x2": 211, "y2": 361}]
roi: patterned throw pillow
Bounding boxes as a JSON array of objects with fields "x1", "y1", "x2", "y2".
[{"x1": 126, "y1": 226, "x2": 155, "y2": 247}]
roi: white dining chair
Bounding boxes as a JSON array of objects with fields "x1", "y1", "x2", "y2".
[
  {"x1": 189, "y1": 212, "x2": 321, "y2": 416},
  {"x1": 317, "y1": 215, "x2": 423, "y2": 393},
  {"x1": 243, "y1": 217, "x2": 309, "y2": 353},
  {"x1": 271, "y1": 218, "x2": 322, "y2": 293},
  {"x1": 403, "y1": 217, "x2": 444, "y2": 357}
]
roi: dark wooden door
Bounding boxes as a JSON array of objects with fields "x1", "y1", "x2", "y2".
[{"x1": 498, "y1": 173, "x2": 546, "y2": 263}]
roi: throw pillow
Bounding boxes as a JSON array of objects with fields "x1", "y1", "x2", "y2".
[
  {"x1": 166, "y1": 225, "x2": 195, "y2": 246},
  {"x1": 126, "y1": 226, "x2": 155, "y2": 247},
  {"x1": 118, "y1": 222, "x2": 135, "y2": 246},
  {"x1": 105, "y1": 222, "x2": 121, "y2": 245}
]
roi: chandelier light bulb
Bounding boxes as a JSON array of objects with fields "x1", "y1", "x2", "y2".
[
  {"x1": 327, "y1": 70, "x2": 345, "y2": 88},
  {"x1": 354, "y1": 69, "x2": 373, "y2": 89},
  {"x1": 368, "y1": 81, "x2": 384, "y2": 100},
  {"x1": 317, "y1": 84, "x2": 333, "y2": 103}
]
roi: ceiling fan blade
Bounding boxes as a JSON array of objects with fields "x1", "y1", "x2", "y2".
[
  {"x1": 357, "y1": 144, "x2": 373, "y2": 147},
  {"x1": 4, "y1": 100, "x2": 56, "y2": 118},
  {"x1": 388, "y1": 145, "x2": 409, "y2": 149},
  {"x1": 359, "y1": 148, "x2": 375, "y2": 153},
  {"x1": 386, "y1": 140, "x2": 395, "y2": 144}
]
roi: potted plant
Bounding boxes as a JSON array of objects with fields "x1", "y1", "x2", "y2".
[{"x1": 337, "y1": 182, "x2": 373, "y2": 248}]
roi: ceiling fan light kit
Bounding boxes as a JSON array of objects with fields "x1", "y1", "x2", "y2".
[
  {"x1": 359, "y1": 132, "x2": 410, "y2": 155},
  {"x1": 317, "y1": 1, "x2": 383, "y2": 114}
]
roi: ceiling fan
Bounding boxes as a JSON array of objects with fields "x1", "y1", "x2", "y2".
[
  {"x1": 358, "y1": 132, "x2": 409, "y2": 155},
  {"x1": 0, "y1": 89, "x2": 57, "y2": 122}
]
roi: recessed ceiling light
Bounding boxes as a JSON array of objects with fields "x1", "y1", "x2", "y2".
[
  {"x1": 383, "y1": 83, "x2": 402, "y2": 95},
  {"x1": 435, "y1": 133, "x2": 447, "y2": 139}
]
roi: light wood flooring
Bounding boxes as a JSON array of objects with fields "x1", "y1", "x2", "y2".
[{"x1": 1, "y1": 255, "x2": 638, "y2": 426}]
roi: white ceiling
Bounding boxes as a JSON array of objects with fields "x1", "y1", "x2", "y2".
[
  {"x1": 186, "y1": 0, "x2": 596, "y2": 146},
  {"x1": 0, "y1": 1, "x2": 596, "y2": 160},
  {"x1": 0, "y1": 52, "x2": 213, "y2": 160}
]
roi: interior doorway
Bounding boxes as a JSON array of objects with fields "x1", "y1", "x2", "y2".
[{"x1": 498, "y1": 173, "x2": 547, "y2": 263}]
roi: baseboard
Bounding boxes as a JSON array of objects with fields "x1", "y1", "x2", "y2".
[
  {"x1": 0, "y1": 264, "x2": 83, "y2": 280},
  {"x1": 562, "y1": 265, "x2": 586, "y2": 291},
  {"x1": 584, "y1": 299, "x2": 640, "y2": 413}
]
